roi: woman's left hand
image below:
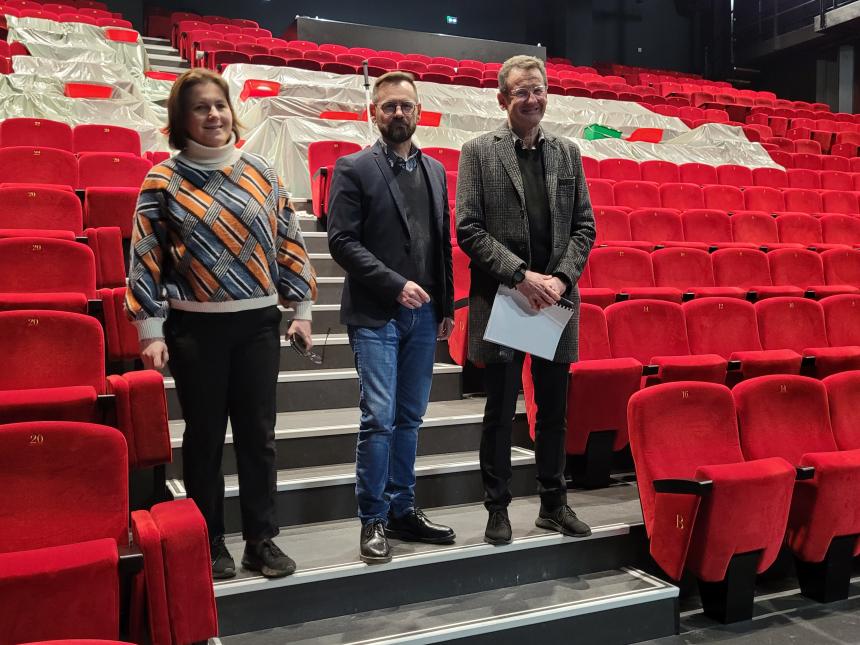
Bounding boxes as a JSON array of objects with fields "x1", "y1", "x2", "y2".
[{"x1": 287, "y1": 319, "x2": 313, "y2": 350}]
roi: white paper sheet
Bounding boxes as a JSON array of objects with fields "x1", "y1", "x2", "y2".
[{"x1": 483, "y1": 285, "x2": 574, "y2": 361}]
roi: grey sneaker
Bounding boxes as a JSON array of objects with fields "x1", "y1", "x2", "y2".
[{"x1": 242, "y1": 538, "x2": 296, "y2": 578}]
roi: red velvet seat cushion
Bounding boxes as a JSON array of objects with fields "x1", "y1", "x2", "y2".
[
  {"x1": 0, "y1": 292, "x2": 89, "y2": 313},
  {"x1": 0, "y1": 385, "x2": 98, "y2": 423},
  {"x1": 650, "y1": 353, "x2": 727, "y2": 384}
]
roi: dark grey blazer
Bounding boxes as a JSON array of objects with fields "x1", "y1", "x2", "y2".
[
  {"x1": 455, "y1": 124, "x2": 596, "y2": 364},
  {"x1": 327, "y1": 140, "x2": 454, "y2": 327}
]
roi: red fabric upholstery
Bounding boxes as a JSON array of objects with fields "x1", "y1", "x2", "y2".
[
  {"x1": 447, "y1": 306, "x2": 468, "y2": 366},
  {"x1": 733, "y1": 375, "x2": 860, "y2": 562},
  {"x1": 106, "y1": 370, "x2": 171, "y2": 469},
  {"x1": 820, "y1": 294, "x2": 860, "y2": 347},
  {"x1": 84, "y1": 188, "x2": 138, "y2": 238},
  {"x1": 819, "y1": 171, "x2": 854, "y2": 191},
  {"x1": 0, "y1": 292, "x2": 89, "y2": 313},
  {"x1": 130, "y1": 510, "x2": 171, "y2": 645},
  {"x1": 0, "y1": 538, "x2": 120, "y2": 643},
  {"x1": 150, "y1": 500, "x2": 217, "y2": 644},
  {"x1": 652, "y1": 247, "x2": 745, "y2": 299},
  {"x1": 743, "y1": 186, "x2": 785, "y2": 213},
  {"x1": 586, "y1": 178, "x2": 614, "y2": 206},
  {"x1": 0, "y1": 185, "x2": 83, "y2": 234},
  {"x1": 0, "y1": 237, "x2": 96, "y2": 298},
  {"x1": 628, "y1": 208, "x2": 692, "y2": 246},
  {"x1": 684, "y1": 298, "x2": 802, "y2": 378},
  {"x1": 640, "y1": 160, "x2": 680, "y2": 183},
  {"x1": 73, "y1": 124, "x2": 141, "y2": 155},
  {"x1": 0, "y1": 385, "x2": 98, "y2": 424},
  {"x1": 822, "y1": 248, "x2": 860, "y2": 285},
  {"x1": 78, "y1": 153, "x2": 152, "y2": 188},
  {"x1": 716, "y1": 164, "x2": 753, "y2": 186},
  {"x1": 0, "y1": 310, "x2": 105, "y2": 392},
  {"x1": 730, "y1": 211, "x2": 780, "y2": 245},
  {"x1": 824, "y1": 371, "x2": 860, "y2": 450},
  {"x1": 755, "y1": 297, "x2": 860, "y2": 376},
  {"x1": 0, "y1": 118, "x2": 73, "y2": 151},
  {"x1": 703, "y1": 185, "x2": 745, "y2": 212},
  {"x1": 307, "y1": 140, "x2": 362, "y2": 217},
  {"x1": 628, "y1": 382, "x2": 794, "y2": 581},
  {"x1": 681, "y1": 209, "x2": 752, "y2": 247},
  {"x1": 598, "y1": 158, "x2": 640, "y2": 181},
  {"x1": 588, "y1": 247, "x2": 682, "y2": 302},
  {"x1": 822, "y1": 190, "x2": 859, "y2": 215},
  {"x1": 421, "y1": 147, "x2": 459, "y2": 172},
  {"x1": 0, "y1": 146, "x2": 78, "y2": 188},
  {"x1": 613, "y1": 180, "x2": 661, "y2": 209},
  {"x1": 84, "y1": 226, "x2": 126, "y2": 288},
  {"x1": 711, "y1": 248, "x2": 804, "y2": 298},
  {"x1": 786, "y1": 168, "x2": 821, "y2": 189},
  {"x1": 679, "y1": 163, "x2": 718, "y2": 185},
  {"x1": 99, "y1": 287, "x2": 142, "y2": 361},
  {"x1": 768, "y1": 248, "x2": 859, "y2": 297},
  {"x1": 775, "y1": 213, "x2": 822, "y2": 245},
  {"x1": 820, "y1": 215, "x2": 860, "y2": 247},
  {"x1": 605, "y1": 299, "x2": 726, "y2": 383},
  {"x1": 783, "y1": 188, "x2": 822, "y2": 214},
  {"x1": 659, "y1": 183, "x2": 705, "y2": 210},
  {"x1": 593, "y1": 206, "x2": 631, "y2": 244},
  {"x1": 0, "y1": 421, "x2": 128, "y2": 552}
]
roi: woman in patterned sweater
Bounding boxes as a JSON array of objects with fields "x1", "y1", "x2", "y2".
[{"x1": 126, "y1": 69, "x2": 317, "y2": 579}]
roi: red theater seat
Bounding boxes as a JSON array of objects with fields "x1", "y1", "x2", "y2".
[
  {"x1": 0, "y1": 118, "x2": 73, "y2": 151},
  {"x1": 681, "y1": 209, "x2": 753, "y2": 249},
  {"x1": 767, "y1": 248, "x2": 858, "y2": 298},
  {"x1": 820, "y1": 215, "x2": 860, "y2": 248},
  {"x1": 752, "y1": 167, "x2": 789, "y2": 188},
  {"x1": 743, "y1": 186, "x2": 785, "y2": 213},
  {"x1": 521, "y1": 303, "x2": 641, "y2": 487},
  {"x1": 783, "y1": 188, "x2": 823, "y2": 215},
  {"x1": 821, "y1": 248, "x2": 860, "y2": 286},
  {"x1": 614, "y1": 180, "x2": 661, "y2": 209},
  {"x1": 585, "y1": 178, "x2": 615, "y2": 207},
  {"x1": 598, "y1": 158, "x2": 640, "y2": 181},
  {"x1": 755, "y1": 297, "x2": 860, "y2": 377},
  {"x1": 821, "y1": 191, "x2": 859, "y2": 215},
  {"x1": 0, "y1": 147, "x2": 78, "y2": 188},
  {"x1": 588, "y1": 246, "x2": 682, "y2": 302},
  {"x1": 0, "y1": 185, "x2": 83, "y2": 235},
  {"x1": 775, "y1": 213, "x2": 825, "y2": 248},
  {"x1": 605, "y1": 299, "x2": 727, "y2": 384},
  {"x1": 824, "y1": 371, "x2": 860, "y2": 450},
  {"x1": 0, "y1": 310, "x2": 169, "y2": 467},
  {"x1": 733, "y1": 375, "x2": 860, "y2": 602},
  {"x1": 308, "y1": 140, "x2": 362, "y2": 219},
  {"x1": 0, "y1": 420, "x2": 217, "y2": 644},
  {"x1": 627, "y1": 381, "x2": 794, "y2": 622},
  {"x1": 819, "y1": 171, "x2": 854, "y2": 191},
  {"x1": 703, "y1": 185, "x2": 745, "y2": 212},
  {"x1": 78, "y1": 153, "x2": 152, "y2": 188},
  {"x1": 820, "y1": 294, "x2": 860, "y2": 349},
  {"x1": 712, "y1": 248, "x2": 804, "y2": 298},
  {"x1": 660, "y1": 182, "x2": 705, "y2": 210},
  {"x1": 422, "y1": 147, "x2": 459, "y2": 172},
  {"x1": 652, "y1": 247, "x2": 745, "y2": 299},
  {"x1": 628, "y1": 207, "x2": 699, "y2": 247},
  {"x1": 73, "y1": 124, "x2": 141, "y2": 156},
  {"x1": 640, "y1": 160, "x2": 680, "y2": 183},
  {"x1": 679, "y1": 162, "x2": 718, "y2": 185}
]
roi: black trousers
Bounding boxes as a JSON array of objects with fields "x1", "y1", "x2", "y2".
[
  {"x1": 165, "y1": 305, "x2": 281, "y2": 543},
  {"x1": 481, "y1": 352, "x2": 569, "y2": 511}
]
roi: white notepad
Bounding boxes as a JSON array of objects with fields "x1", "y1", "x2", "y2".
[{"x1": 483, "y1": 285, "x2": 574, "y2": 360}]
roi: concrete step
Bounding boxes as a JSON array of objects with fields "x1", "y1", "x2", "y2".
[
  {"x1": 309, "y1": 276, "x2": 343, "y2": 305},
  {"x1": 147, "y1": 53, "x2": 189, "y2": 69},
  {"x1": 302, "y1": 230, "x2": 329, "y2": 254},
  {"x1": 220, "y1": 567, "x2": 676, "y2": 644},
  {"x1": 168, "y1": 446, "x2": 537, "y2": 532},
  {"x1": 281, "y1": 304, "x2": 345, "y2": 334},
  {"x1": 167, "y1": 397, "x2": 525, "y2": 476},
  {"x1": 142, "y1": 36, "x2": 170, "y2": 46},
  {"x1": 308, "y1": 252, "x2": 342, "y2": 277},
  {"x1": 163, "y1": 362, "x2": 462, "y2": 418},
  {"x1": 207, "y1": 489, "x2": 652, "y2": 636},
  {"x1": 148, "y1": 63, "x2": 191, "y2": 74},
  {"x1": 144, "y1": 43, "x2": 180, "y2": 56}
]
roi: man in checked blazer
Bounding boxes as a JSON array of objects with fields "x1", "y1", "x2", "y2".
[{"x1": 456, "y1": 55, "x2": 596, "y2": 545}]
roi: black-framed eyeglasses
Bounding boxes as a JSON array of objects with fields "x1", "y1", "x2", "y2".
[
  {"x1": 289, "y1": 327, "x2": 330, "y2": 365},
  {"x1": 379, "y1": 101, "x2": 416, "y2": 116},
  {"x1": 506, "y1": 85, "x2": 547, "y2": 101}
]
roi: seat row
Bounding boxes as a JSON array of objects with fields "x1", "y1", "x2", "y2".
[
  {"x1": 0, "y1": 146, "x2": 151, "y2": 189},
  {"x1": 513, "y1": 295, "x2": 860, "y2": 490},
  {"x1": 593, "y1": 208, "x2": 860, "y2": 251},
  {"x1": 0, "y1": 118, "x2": 142, "y2": 155},
  {"x1": 0, "y1": 3, "x2": 128, "y2": 26},
  {"x1": 628, "y1": 374, "x2": 860, "y2": 621},
  {"x1": 581, "y1": 245, "x2": 860, "y2": 306},
  {"x1": 582, "y1": 157, "x2": 860, "y2": 184},
  {"x1": 586, "y1": 178, "x2": 860, "y2": 215}
]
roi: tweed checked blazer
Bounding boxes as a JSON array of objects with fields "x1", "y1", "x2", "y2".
[{"x1": 455, "y1": 124, "x2": 596, "y2": 364}]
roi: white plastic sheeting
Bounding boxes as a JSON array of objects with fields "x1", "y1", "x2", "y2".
[
  {"x1": 13, "y1": 56, "x2": 141, "y2": 97},
  {"x1": 231, "y1": 63, "x2": 779, "y2": 199},
  {"x1": 7, "y1": 16, "x2": 148, "y2": 80}
]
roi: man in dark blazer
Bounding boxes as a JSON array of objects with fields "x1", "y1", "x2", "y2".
[
  {"x1": 328, "y1": 71, "x2": 456, "y2": 564},
  {"x1": 456, "y1": 55, "x2": 596, "y2": 545}
]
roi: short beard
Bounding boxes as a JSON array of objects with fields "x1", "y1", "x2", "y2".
[{"x1": 380, "y1": 119, "x2": 415, "y2": 144}]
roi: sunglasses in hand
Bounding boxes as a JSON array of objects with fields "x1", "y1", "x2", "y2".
[{"x1": 289, "y1": 327, "x2": 329, "y2": 365}]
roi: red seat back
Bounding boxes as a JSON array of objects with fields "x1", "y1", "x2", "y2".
[
  {"x1": 0, "y1": 237, "x2": 96, "y2": 298},
  {"x1": 614, "y1": 180, "x2": 660, "y2": 209},
  {"x1": 652, "y1": 247, "x2": 715, "y2": 289},
  {"x1": 0, "y1": 185, "x2": 83, "y2": 234},
  {"x1": 775, "y1": 213, "x2": 822, "y2": 245},
  {"x1": 821, "y1": 294, "x2": 860, "y2": 347},
  {"x1": 822, "y1": 248, "x2": 860, "y2": 286},
  {"x1": 712, "y1": 248, "x2": 774, "y2": 287},
  {"x1": 421, "y1": 147, "x2": 459, "y2": 172},
  {"x1": 755, "y1": 297, "x2": 829, "y2": 353},
  {"x1": 629, "y1": 207, "x2": 683, "y2": 242},
  {"x1": 823, "y1": 371, "x2": 860, "y2": 450},
  {"x1": 684, "y1": 297, "x2": 763, "y2": 357},
  {"x1": 731, "y1": 212, "x2": 779, "y2": 245},
  {"x1": 73, "y1": 124, "x2": 141, "y2": 156},
  {"x1": 588, "y1": 246, "x2": 654, "y2": 289},
  {"x1": 640, "y1": 160, "x2": 679, "y2": 183},
  {"x1": 605, "y1": 299, "x2": 690, "y2": 363},
  {"x1": 681, "y1": 209, "x2": 733, "y2": 243},
  {"x1": 768, "y1": 248, "x2": 826, "y2": 287},
  {"x1": 679, "y1": 162, "x2": 718, "y2": 185},
  {"x1": 598, "y1": 158, "x2": 640, "y2": 181},
  {"x1": 0, "y1": 118, "x2": 73, "y2": 151},
  {"x1": 78, "y1": 153, "x2": 152, "y2": 188}
]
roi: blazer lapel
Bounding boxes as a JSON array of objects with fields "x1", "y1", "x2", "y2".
[
  {"x1": 372, "y1": 144, "x2": 410, "y2": 235},
  {"x1": 494, "y1": 134, "x2": 525, "y2": 208}
]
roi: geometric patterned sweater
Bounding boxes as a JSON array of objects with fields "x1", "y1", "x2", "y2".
[{"x1": 125, "y1": 151, "x2": 317, "y2": 341}]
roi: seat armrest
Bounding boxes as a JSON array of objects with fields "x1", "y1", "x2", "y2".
[
  {"x1": 653, "y1": 478, "x2": 714, "y2": 495},
  {"x1": 795, "y1": 465, "x2": 815, "y2": 480},
  {"x1": 118, "y1": 544, "x2": 144, "y2": 575}
]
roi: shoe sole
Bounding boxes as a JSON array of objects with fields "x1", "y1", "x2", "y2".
[
  {"x1": 359, "y1": 552, "x2": 393, "y2": 565},
  {"x1": 384, "y1": 528, "x2": 456, "y2": 544},
  {"x1": 212, "y1": 568, "x2": 237, "y2": 580},
  {"x1": 241, "y1": 558, "x2": 296, "y2": 578},
  {"x1": 535, "y1": 517, "x2": 592, "y2": 538},
  {"x1": 483, "y1": 534, "x2": 512, "y2": 546}
]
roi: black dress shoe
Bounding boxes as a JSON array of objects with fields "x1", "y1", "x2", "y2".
[
  {"x1": 536, "y1": 504, "x2": 592, "y2": 537},
  {"x1": 484, "y1": 509, "x2": 512, "y2": 545},
  {"x1": 360, "y1": 519, "x2": 392, "y2": 564},
  {"x1": 210, "y1": 535, "x2": 236, "y2": 579},
  {"x1": 386, "y1": 508, "x2": 456, "y2": 544}
]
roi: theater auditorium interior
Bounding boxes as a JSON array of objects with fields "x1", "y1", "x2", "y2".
[{"x1": 3, "y1": 0, "x2": 860, "y2": 643}]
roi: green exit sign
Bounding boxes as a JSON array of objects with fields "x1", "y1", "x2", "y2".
[{"x1": 446, "y1": 15, "x2": 458, "y2": 24}]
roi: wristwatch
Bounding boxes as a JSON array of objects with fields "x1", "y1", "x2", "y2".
[{"x1": 512, "y1": 268, "x2": 526, "y2": 286}]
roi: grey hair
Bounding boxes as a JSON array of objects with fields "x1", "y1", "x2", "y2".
[
  {"x1": 497, "y1": 55, "x2": 547, "y2": 92},
  {"x1": 371, "y1": 70, "x2": 419, "y2": 103}
]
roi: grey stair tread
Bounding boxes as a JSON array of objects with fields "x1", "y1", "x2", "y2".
[
  {"x1": 214, "y1": 488, "x2": 643, "y2": 589},
  {"x1": 170, "y1": 448, "x2": 534, "y2": 498},
  {"x1": 163, "y1": 362, "x2": 461, "y2": 388},
  {"x1": 144, "y1": 44, "x2": 179, "y2": 54},
  {"x1": 220, "y1": 567, "x2": 673, "y2": 644},
  {"x1": 142, "y1": 36, "x2": 170, "y2": 45},
  {"x1": 149, "y1": 64, "x2": 191, "y2": 73},
  {"x1": 169, "y1": 396, "x2": 523, "y2": 445}
]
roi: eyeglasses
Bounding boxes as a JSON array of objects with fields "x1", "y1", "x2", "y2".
[
  {"x1": 507, "y1": 86, "x2": 547, "y2": 101},
  {"x1": 378, "y1": 101, "x2": 416, "y2": 116},
  {"x1": 289, "y1": 327, "x2": 330, "y2": 365}
]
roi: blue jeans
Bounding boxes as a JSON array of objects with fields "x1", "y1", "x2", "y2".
[{"x1": 348, "y1": 303, "x2": 438, "y2": 524}]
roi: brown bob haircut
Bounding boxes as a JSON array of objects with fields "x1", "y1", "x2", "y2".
[{"x1": 163, "y1": 68, "x2": 242, "y2": 150}]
